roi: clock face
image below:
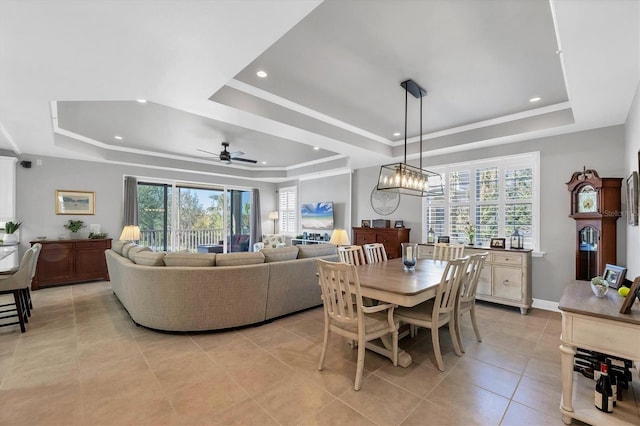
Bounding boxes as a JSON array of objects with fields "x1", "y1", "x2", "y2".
[{"x1": 577, "y1": 186, "x2": 597, "y2": 213}]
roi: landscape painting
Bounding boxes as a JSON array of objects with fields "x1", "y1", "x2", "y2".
[
  {"x1": 300, "y1": 202, "x2": 334, "y2": 230},
  {"x1": 56, "y1": 190, "x2": 95, "y2": 215}
]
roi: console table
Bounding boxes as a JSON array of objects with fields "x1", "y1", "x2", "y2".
[
  {"x1": 559, "y1": 280, "x2": 640, "y2": 425},
  {"x1": 30, "y1": 239, "x2": 112, "y2": 290},
  {"x1": 418, "y1": 244, "x2": 532, "y2": 314},
  {"x1": 291, "y1": 239, "x2": 328, "y2": 245}
]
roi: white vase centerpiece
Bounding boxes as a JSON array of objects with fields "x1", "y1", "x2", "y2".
[{"x1": 2, "y1": 220, "x2": 22, "y2": 244}]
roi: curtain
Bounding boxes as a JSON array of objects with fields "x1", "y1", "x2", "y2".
[
  {"x1": 250, "y1": 188, "x2": 262, "y2": 247},
  {"x1": 122, "y1": 176, "x2": 139, "y2": 227}
]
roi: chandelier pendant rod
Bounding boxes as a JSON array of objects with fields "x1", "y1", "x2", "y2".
[{"x1": 404, "y1": 83, "x2": 408, "y2": 165}]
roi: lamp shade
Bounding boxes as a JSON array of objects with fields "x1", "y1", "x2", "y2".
[
  {"x1": 119, "y1": 225, "x2": 141, "y2": 241},
  {"x1": 268, "y1": 211, "x2": 279, "y2": 220},
  {"x1": 329, "y1": 229, "x2": 350, "y2": 246}
]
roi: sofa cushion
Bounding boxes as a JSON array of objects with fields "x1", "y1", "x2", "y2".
[
  {"x1": 297, "y1": 243, "x2": 338, "y2": 258},
  {"x1": 127, "y1": 245, "x2": 151, "y2": 260},
  {"x1": 121, "y1": 242, "x2": 137, "y2": 258},
  {"x1": 164, "y1": 252, "x2": 216, "y2": 267},
  {"x1": 215, "y1": 252, "x2": 265, "y2": 266},
  {"x1": 112, "y1": 240, "x2": 127, "y2": 255},
  {"x1": 260, "y1": 246, "x2": 299, "y2": 263},
  {"x1": 133, "y1": 251, "x2": 166, "y2": 266}
]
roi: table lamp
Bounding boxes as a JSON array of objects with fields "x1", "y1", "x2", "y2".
[
  {"x1": 119, "y1": 225, "x2": 141, "y2": 242},
  {"x1": 329, "y1": 229, "x2": 350, "y2": 246}
]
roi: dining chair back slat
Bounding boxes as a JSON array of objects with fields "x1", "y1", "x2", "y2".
[
  {"x1": 432, "y1": 243, "x2": 465, "y2": 261},
  {"x1": 363, "y1": 243, "x2": 387, "y2": 264},
  {"x1": 338, "y1": 245, "x2": 367, "y2": 265}
]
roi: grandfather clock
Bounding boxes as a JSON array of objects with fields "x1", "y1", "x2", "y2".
[{"x1": 567, "y1": 168, "x2": 622, "y2": 281}]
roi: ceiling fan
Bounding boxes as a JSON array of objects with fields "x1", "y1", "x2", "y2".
[{"x1": 197, "y1": 142, "x2": 257, "y2": 164}]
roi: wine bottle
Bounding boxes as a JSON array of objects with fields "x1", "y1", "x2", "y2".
[
  {"x1": 594, "y1": 363, "x2": 614, "y2": 413},
  {"x1": 606, "y1": 359, "x2": 617, "y2": 406}
]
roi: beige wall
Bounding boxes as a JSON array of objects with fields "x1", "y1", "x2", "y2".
[{"x1": 625, "y1": 82, "x2": 640, "y2": 279}]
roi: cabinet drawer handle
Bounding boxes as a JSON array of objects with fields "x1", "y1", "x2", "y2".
[{"x1": 503, "y1": 280, "x2": 510, "y2": 286}]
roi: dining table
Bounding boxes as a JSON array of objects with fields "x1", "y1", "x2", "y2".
[{"x1": 352, "y1": 257, "x2": 448, "y2": 367}]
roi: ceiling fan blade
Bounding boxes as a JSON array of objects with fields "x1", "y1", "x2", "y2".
[
  {"x1": 196, "y1": 148, "x2": 219, "y2": 157},
  {"x1": 229, "y1": 151, "x2": 244, "y2": 157},
  {"x1": 231, "y1": 157, "x2": 258, "y2": 164}
]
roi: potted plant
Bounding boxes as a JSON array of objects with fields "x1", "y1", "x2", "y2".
[
  {"x1": 2, "y1": 221, "x2": 22, "y2": 244},
  {"x1": 64, "y1": 220, "x2": 85, "y2": 235},
  {"x1": 464, "y1": 222, "x2": 475, "y2": 246}
]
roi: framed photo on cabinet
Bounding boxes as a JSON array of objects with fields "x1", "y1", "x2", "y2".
[
  {"x1": 602, "y1": 264, "x2": 627, "y2": 289},
  {"x1": 490, "y1": 238, "x2": 506, "y2": 249}
]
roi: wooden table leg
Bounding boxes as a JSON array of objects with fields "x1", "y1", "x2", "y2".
[
  {"x1": 559, "y1": 342, "x2": 576, "y2": 425},
  {"x1": 366, "y1": 335, "x2": 413, "y2": 368}
]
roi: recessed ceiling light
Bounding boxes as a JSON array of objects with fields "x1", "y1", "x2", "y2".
[
  {"x1": 136, "y1": 99, "x2": 147, "y2": 103},
  {"x1": 393, "y1": 132, "x2": 401, "y2": 137},
  {"x1": 114, "y1": 135, "x2": 123, "y2": 140},
  {"x1": 529, "y1": 96, "x2": 541, "y2": 102},
  {"x1": 261, "y1": 161, "x2": 267, "y2": 165},
  {"x1": 256, "y1": 70, "x2": 268, "y2": 78},
  {"x1": 313, "y1": 146, "x2": 320, "y2": 150}
]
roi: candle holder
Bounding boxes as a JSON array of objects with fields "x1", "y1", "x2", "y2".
[{"x1": 401, "y1": 242, "x2": 418, "y2": 271}]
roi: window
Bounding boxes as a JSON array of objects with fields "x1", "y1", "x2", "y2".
[
  {"x1": 137, "y1": 180, "x2": 254, "y2": 252},
  {"x1": 278, "y1": 186, "x2": 297, "y2": 234},
  {"x1": 424, "y1": 152, "x2": 539, "y2": 250}
]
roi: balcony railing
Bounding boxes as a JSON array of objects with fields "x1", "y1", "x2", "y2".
[{"x1": 140, "y1": 228, "x2": 226, "y2": 252}]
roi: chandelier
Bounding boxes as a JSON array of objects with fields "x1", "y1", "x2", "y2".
[{"x1": 377, "y1": 79, "x2": 442, "y2": 197}]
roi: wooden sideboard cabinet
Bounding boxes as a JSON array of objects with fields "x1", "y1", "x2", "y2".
[
  {"x1": 418, "y1": 244, "x2": 532, "y2": 314},
  {"x1": 352, "y1": 227, "x2": 410, "y2": 259},
  {"x1": 30, "y1": 239, "x2": 112, "y2": 290}
]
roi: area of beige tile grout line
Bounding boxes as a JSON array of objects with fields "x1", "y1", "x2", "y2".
[{"x1": 0, "y1": 280, "x2": 626, "y2": 425}]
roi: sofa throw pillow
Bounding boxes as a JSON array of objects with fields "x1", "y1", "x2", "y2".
[
  {"x1": 215, "y1": 252, "x2": 265, "y2": 266},
  {"x1": 133, "y1": 251, "x2": 166, "y2": 266},
  {"x1": 260, "y1": 246, "x2": 299, "y2": 263},
  {"x1": 127, "y1": 245, "x2": 151, "y2": 260},
  {"x1": 297, "y1": 243, "x2": 338, "y2": 258},
  {"x1": 164, "y1": 252, "x2": 216, "y2": 267},
  {"x1": 121, "y1": 242, "x2": 137, "y2": 258},
  {"x1": 111, "y1": 240, "x2": 127, "y2": 255}
]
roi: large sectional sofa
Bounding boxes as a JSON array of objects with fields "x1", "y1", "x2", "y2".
[{"x1": 105, "y1": 240, "x2": 338, "y2": 332}]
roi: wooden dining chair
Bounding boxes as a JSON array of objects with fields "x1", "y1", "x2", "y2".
[
  {"x1": 455, "y1": 252, "x2": 488, "y2": 352},
  {"x1": 394, "y1": 256, "x2": 470, "y2": 371},
  {"x1": 338, "y1": 245, "x2": 367, "y2": 265},
  {"x1": 432, "y1": 242, "x2": 465, "y2": 261},
  {"x1": 316, "y1": 258, "x2": 398, "y2": 390},
  {"x1": 363, "y1": 243, "x2": 387, "y2": 264},
  {"x1": 0, "y1": 248, "x2": 35, "y2": 333}
]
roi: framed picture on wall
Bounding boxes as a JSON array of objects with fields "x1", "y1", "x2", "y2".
[
  {"x1": 627, "y1": 171, "x2": 638, "y2": 226},
  {"x1": 55, "y1": 190, "x2": 95, "y2": 215}
]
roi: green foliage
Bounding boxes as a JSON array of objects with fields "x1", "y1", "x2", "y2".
[
  {"x1": 4, "y1": 221, "x2": 21, "y2": 234},
  {"x1": 88, "y1": 232, "x2": 108, "y2": 239},
  {"x1": 64, "y1": 220, "x2": 85, "y2": 232}
]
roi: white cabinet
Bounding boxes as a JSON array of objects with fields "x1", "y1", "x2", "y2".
[
  {"x1": 0, "y1": 156, "x2": 17, "y2": 221},
  {"x1": 418, "y1": 244, "x2": 532, "y2": 314}
]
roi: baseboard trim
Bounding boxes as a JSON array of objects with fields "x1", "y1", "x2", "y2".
[{"x1": 532, "y1": 298, "x2": 560, "y2": 312}]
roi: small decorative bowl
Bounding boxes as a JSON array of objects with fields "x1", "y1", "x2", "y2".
[{"x1": 590, "y1": 277, "x2": 609, "y2": 298}]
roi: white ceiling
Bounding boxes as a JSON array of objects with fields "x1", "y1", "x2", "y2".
[{"x1": 0, "y1": 0, "x2": 638, "y2": 181}]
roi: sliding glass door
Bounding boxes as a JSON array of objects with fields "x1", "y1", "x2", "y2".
[{"x1": 137, "y1": 182, "x2": 252, "y2": 252}]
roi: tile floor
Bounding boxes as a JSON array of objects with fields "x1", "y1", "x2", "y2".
[{"x1": 0, "y1": 281, "x2": 618, "y2": 425}]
